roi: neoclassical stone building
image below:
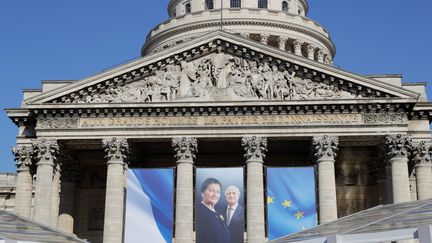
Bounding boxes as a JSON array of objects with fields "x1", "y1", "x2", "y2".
[{"x1": 5, "y1": 0, "x2": 432, "y2": 243}]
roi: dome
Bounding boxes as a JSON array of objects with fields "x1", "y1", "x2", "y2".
[{"x1": 142, "y1": 0, "x2": 335, "y2": 64}]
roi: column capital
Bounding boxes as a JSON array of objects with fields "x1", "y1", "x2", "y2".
[
  {"x1": 32, "y1": 139, "x2": 59, "y2": 166},
  {"x1": 102, "y1": 137, "x2": 129, "y2": 164},
  {"x1": 278, "y1": 36, "x2": 288, "y2": 50},
  {"x1": 172, "y1": 137, "x2": 197, "y2": 163},
  {"x1": 324, "y1": 54, "x2": 333, "y2": 65},
  {"x1": 412, "y1": 141, "x2": 432, "y2": 167},
  {"x1": 385, "y1": 134, "x2": 412, "y2": 159},
  {"x1": 242, "y1": 136, "x2": 267, "y2": 162},
  {"x1": 313, "y1": 135, "x2": 339, "y2": 162},
  {"x1": 317, "y1": 50, "x2": 325, "y2": 63},
  {"x1": 293, "y1": 39, "x2": 304, "y2": 46},
  {"x1": 12, "y1": 145, "x2": 33, "y2": 171}
]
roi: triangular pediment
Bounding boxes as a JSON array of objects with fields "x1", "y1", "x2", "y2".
[{"x1": 24, "y1": 31, "x2": 420, "y2": 106}]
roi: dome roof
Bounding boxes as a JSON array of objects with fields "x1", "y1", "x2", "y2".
[{"x1": 142, "y1": 0, "x2": 335, "y2": 64}]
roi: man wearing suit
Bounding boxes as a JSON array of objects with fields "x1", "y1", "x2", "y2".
[{"x1": 224, "y1": 185, "x2": 244, "y2": 243}]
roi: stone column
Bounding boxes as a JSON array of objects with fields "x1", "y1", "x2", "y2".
[
  {"x1": 12, "y1": 145, "x2": 34, "y2": 218},
  {"x1": 260, "y1": 34, "x2": 269, "y2": 45},
  {"x1": 307, "y1": 44, "x2": 315, "y2": 60},
  {"x1": 313, "y1": 135, "x2": 339, "y2": 224},
  {"x1": 278, "y1": 36, "x2": 288, "y2": 51},
  {"x1": 293, "y1": 39, "x2": 303, "y2": 56},
  {"x1": 32, "y1": 139, "x2": 59, "y2": 225},
  {"x1": 412, "y1": 141, "x2": 432, "y2": 200},
  {"x1": 242, "y1": 136, "x2": 267, "y2": 243},
  {"x1": 102, "y1": 138, "x2": 129, "y2": 243},
  {"x1": 317, "y1": 50, "x2": 325, "y2": 63},
  {"x1": 385, "y1": 134, "x2": 412, "y2": 203},
  {"x1": 172, "y1": 137, "x2": 197, "y2": 243},
  {"x1": 58, "y1": 158, "x2": 78, "y2": 234}
]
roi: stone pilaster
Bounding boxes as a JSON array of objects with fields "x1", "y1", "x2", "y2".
[
  {"x1": 12, "y1": 145, "x2": 34, "y2": 218},
  {"x1": 242, "y1": 136, "x2": 267, "y2": 243},
  {"x1": 385, "y1": 134, "x2": 412, "y2": 203},
  {"x1": 278, "y1": 36, "x2": 288, "y2": 51},
  {"x1": 51, "y1": 162, "x2": 61, "y2": 227},
  {"x1": 102, "y1": 138, "x2": 129, "y2": 243},
  {"x1": 307, "y1": 44, "x2": 315, "y2": 60},
  {"x1": 260, "y1": 34, "x2": 269, "y2": 45},
  {"x1": 317, "y1": 50, "x2": 325, "y2": 63},
  {"x1": 172, "y1": 137, "x2": 197, "y2": 243},
  {"x1": 412, "y1": 141, "x2": 432, "y2": 200},
  {"x1": 313, "y1": 135, "x2": 339, "y2": 224},
  {"x1": 32, "y1": 139, "x2": 59, "y2": 225},
  {"x1": 293, "y1": 39, "x2": 303, "y2": 56},
  {"x1": 58, "y1": 155, "x2": 79, "y2": 234}
]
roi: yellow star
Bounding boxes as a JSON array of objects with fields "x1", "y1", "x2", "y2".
[
  {"x1": 294, "y1": 211, "x2": 304, "y2": 220},
  {"x1": 267, "y1": 196, "x2": 274, "y2": 205},
  {"x1": 282, "y1": 200, "x2": 292, "y2": 208}
]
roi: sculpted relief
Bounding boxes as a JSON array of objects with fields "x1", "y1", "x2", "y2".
[{"x1": 77, "y1": 51, "x2": 355, "y2": 103}]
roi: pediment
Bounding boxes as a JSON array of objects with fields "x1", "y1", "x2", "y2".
[{"x1": 24, "y1": 31, "x2": 420, "y2": 106}]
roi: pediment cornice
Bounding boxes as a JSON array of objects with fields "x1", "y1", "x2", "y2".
[{"x1": 24, "y1": 31, "x2": 420, "y2": 106}]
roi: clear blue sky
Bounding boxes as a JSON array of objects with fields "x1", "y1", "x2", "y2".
[{"x1": 1, "y1": 0, "x2": 431, "y2": 172}]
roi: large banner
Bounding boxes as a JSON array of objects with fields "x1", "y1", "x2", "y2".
[
  {"x1": 125, "y1": 168, "x2": 174, "y2": 243},
  {"x1": 266, "y1": 167, "x2": 317, "y2": 240},
  {"x1": 195, "y1": 168, "x2": 244, "y2": 243}
]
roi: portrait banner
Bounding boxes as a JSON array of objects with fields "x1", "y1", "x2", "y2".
[
  {"x1": 125, "y1": 168, "x2": 174, "y2": 243},
  {"x1": 195, "y1": 167, "x2": 245, "y2": 243},
  {"x1": 266, "y1": 167, "x2": 317, "y2": 240}
]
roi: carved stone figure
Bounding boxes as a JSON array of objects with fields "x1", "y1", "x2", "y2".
[{"x1": 76, "y1": 51, "x2": 358, "y2": 103}]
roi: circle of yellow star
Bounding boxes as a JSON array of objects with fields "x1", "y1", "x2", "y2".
[
  {"x1": 294, "y1": 211, "x2": 304, "y2": 220},
  {"x1": 267, "y1": 196, "x2": 274, "y2": 205},
  {"x1": 282, "y1": 200, "x2": 292, "y2": 208}
]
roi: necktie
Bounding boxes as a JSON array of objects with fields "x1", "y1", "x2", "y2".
[{"x1": 227, "y1": 208, "x2": 233, "y2": 226}]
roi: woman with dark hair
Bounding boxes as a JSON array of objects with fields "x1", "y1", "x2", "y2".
[{"x1": 196, "y1": 178, "x2": 231, "y2": 243}]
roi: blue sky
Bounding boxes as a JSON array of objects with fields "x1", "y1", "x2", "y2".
[{"x1": 1, "y1": 0, "x2": 431, "y2": 172}]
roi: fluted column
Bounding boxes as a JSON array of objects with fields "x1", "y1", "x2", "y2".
[
  {"x1": 102, "y1": 138, "x2": 129, "y2": 243},
  {"x1": 260, "y1": 34, "x2": 269, "y2": 45},
  {"x1": 412, "y1": 142, "x2": 432, "y2": 200},
  {"x1": 172, "y1": 137, "x2": 197, "y2": 243},
  {"x1": 32, "y1": 139, "x2": 59, "y2": 225},
  {"x1": 307, "y1": 44, "x2": 315, "y2": 60},
  {"x1": 278, "y1": 36, "x2": 288, "y2": 51},
  {"x1": 58, "y1": 159, "x2": 78, "y2": 234},
  {"x1": 12, "y1": 145, "x2": 34, "y2": 218},
  {"x1": 317, "y1": 50, "x2": 325, "y2": 63},
  {"x1": 385, "y1": 134, "x2": 412, "y2": 203},
  {"x1": 313, "y1": 135, "x2": 339, "y2": 224},
  {"x1": 242, "y1": 136, "x2": 267, "y2": 243},
  {"x1": 51, "y1": 162, "x2": 61, "y2": 227},
  {"x1": 293, "y1": 39, "x2": 303, "y2": 56}
]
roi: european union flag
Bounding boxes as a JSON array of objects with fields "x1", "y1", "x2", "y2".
[{"x1": 266, "y1": 167, "x2": 317, "y2": 240}]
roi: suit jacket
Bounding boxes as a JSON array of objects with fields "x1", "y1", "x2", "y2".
[
  {"x1": 196, "y1": 203, "x2": 231, "y2": 243},
  {"x1": 226, "y1": 205, "x2": 244, "y2": 243}
]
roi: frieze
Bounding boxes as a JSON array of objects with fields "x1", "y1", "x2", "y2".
[
  {"x1": 363, "y1": 113, "x2": 407, "y2": 125},
  {"x1": 37, "y1": 117, "x2": 79, "y2": 129},
  {"x1": 73, "y1": 50, "x2": 357, "y2": 104}
]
